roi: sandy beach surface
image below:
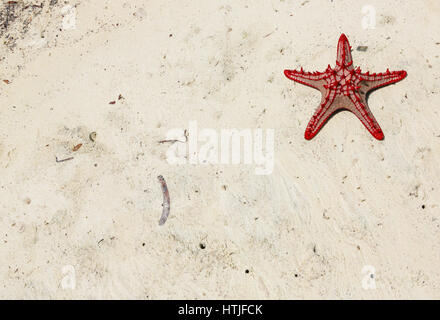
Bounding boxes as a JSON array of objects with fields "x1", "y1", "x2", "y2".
[{"x1": 0, "y1": 0, "x2": 439, "y2": 299}]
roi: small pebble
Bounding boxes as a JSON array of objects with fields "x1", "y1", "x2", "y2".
[{"x1": 356, "y1": 46, "x2": 368, "y2": 52}]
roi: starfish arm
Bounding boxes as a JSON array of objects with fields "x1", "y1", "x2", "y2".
[
  {"x1": 360, "y1": 70, "x2": 407, "y2": 91},
  {"x1": 348, "y1": 93, "x2": 384, "y2": 140},
  {"x1": 304, "y1": 90, "x2": 337, "y2": 140},
  {"x1": 284, "y1": 69, "x2": 326, "y2": 90},
  {"x1": 336, "y1": 33, "x2": 354, "y2": 70}
]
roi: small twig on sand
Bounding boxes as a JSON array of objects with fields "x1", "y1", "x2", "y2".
[
  {"x1": 158, "y1": 139, "x2": 181, "y2": 144},
  {"x1": 263, "y1": 31, "x2": 274, "y2": 38},
  {"x1": 158, "y1": 129, "x2": 188, "y2": 144},
  {"x1": 55, "y1": 156, "x2": 74, "y2": 163},
  {"x1": 157, "y1": 175, "x2": 170, "y2": 226}
]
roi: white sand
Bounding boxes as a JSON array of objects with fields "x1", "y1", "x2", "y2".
[{"x1": 0, "y1": 0, "x2": 439, "y2": 299}]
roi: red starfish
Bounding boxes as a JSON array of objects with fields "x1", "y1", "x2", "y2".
[{"x1": 284, "y1": 34, "x2": 407, "y2": 140}]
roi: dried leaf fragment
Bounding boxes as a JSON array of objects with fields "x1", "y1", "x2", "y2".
[{"x1": 72, "y1": 143, "x2": 83, "y2": 151}]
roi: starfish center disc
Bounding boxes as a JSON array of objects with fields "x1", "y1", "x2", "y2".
[{"x1": 325, "y1": 66, "x2": 360, "y2": 96}]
